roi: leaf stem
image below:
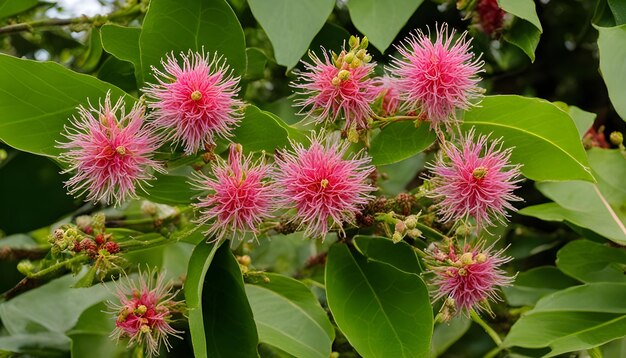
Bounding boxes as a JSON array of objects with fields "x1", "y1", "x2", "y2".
[{"x1": 470, "y1": 308, "x2": 503, "y2": 348}]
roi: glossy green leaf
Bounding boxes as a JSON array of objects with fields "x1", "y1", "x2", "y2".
[
  {"x1": 504, "y1": 283, "x2": 626, "y2": 357},
  {"x1": 347, "y1": 0, "x2": 423, "y2": 53},
  {"x1": 233, "y1": 105, "x2": 290, "y2": 153},
  {"x1": 100, "y1": 24, "x2": 142, "y2": 85},
  {"x1": 0, "y1": 0, "x2": 37, "y2": 18},
  {"x1": 499, "y1": 0, "x2": 542, "y2": 62},
  {"x1": 499, "y1": 0, "x2": 542, "y2": 31},
  {"x1": 185, "y1": 242, "x2": 219, "y2": 358},
  {"x1": 430, "y1": 316, "x2": 471, "y2": 357},
  {"x1": 461, "y1": 95, "x2": 594, "y2": 182},
  {"x1": 245, "y1": 273, "x2": 334, "y2": 358},
  {"x1": 502, "y1": 266, "x2": 578, "y2": 307},
  {"x1": 75, "y1": 28, "x2": 103, "y2": 73},
  {"x1": 248, "y1": 0, "x2": 334, "y2": 69},
  {"x1": 568, "y1": 105, "x2": 596, "y2": 138},
  {"x1": 369, "y1": 121, "x2": 436, "y2": 165},
  {"x1": 141, "y1": 173, "x2": 194, "y2": 205},
  {"x1": 0, "y1": 54, "x2": 133, "y2": 157},
  {"x1": 140, "y1": 0, "x2": 246, "y2": 84},
  {"x1": 519, "y1": 149, "x2": 626, "y2": 245},
  {"x1": 596, "y1": 24, "x2": 626, "y2": 121},
  {"x1": 353, "y1": 235, "x2": 422, "y2": 274},
  {"x1": 97, "y1": 56, "x2": 138, "y2": 93},
  {"x1": 325, "y1": 244, "x2": 433, "y2": 357},
  {"x1": 557, "y1": 240, "x2": 626, "y2": 283},
  {"x1": 608, "y1": 0, "x2": 626, "y2": 25}
]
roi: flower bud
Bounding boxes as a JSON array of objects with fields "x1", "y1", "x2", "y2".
[
  {"x1": 394, "y1": 220, "x2": 407, "y2": 233},
  {"x1": 344, "y1": 52, "x2": 355, "y2": 64},
  {"x1": 75, "y1": 215, "x2": 92, "y2": 232},
  {"x1": 350, "y1": 58, "x2": 361, "y2": 68},
  {"x1": 356, "y1": 49, "x2": 367, "y2": 60},
  {"x1": 407, "y1": 228, "x2": 422, "y2": 239},
  {"x1": 141, "y1": 201, "x2": 158, "y2": 216},
  {"x1": 359, "y1": 36, "x2": 369, "y2": 49},
  {"x1": 405, "y1": 215, "x2": 418, "y2": 229},
  {"x1": 331, "y1": 77, "x2": 341, "y2": 86},
  {"x1": 610, "y1": 131, "x2": 623, "y2": 146},
  {"x1": 349, "y1": 35, "x2": 359, "y2": 49},
  {"x1": 460, "y1": 252, "x2": 474, "y2": 265},
  {"x1": 17, "y1": 260, "x2": 34, "y2": 275},
  {"x1": 337, "y1": 69, "x2": 350, "y2": 81},
  {"x1": 391, "y1": 231, "x2": 403, "y2": 243}
]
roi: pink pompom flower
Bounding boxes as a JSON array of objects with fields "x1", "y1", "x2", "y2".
[
  {"x1": 274, "y1": 133, "x2": 375, "y2": 239},
  {"x1": 58, "y1": 92, "x2": 163, "y2": 206},
  {"x1": 425, "y1": 240, "x2": 513, "y2": 317},
  {"x1": 108, "y1": 269, "x2": 183, "y2": 357},
  {"x1": 426, "y1": 129, "x2": 522, "y2": 229},
  {"x1": 389, "y1": 23, "x2": 484, "y2": 132},
  {"x1": 144, "y1": 50, "x2": 243, "y2": 154},
  {"x1": 192, "y1": 144, "x2": 276, "y2": 241},
  {"x1": 293, "y1": 49, "x2": 378, "y2": 130}
]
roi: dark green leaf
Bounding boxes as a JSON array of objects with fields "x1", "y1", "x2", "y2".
[
  {"x1": 245, "y1": 273, "x2": 334, "y2": 358},
  {"x1": 462, "y1": 95, "x2": 595, "y2": 182},
  {"x1": 556, "y1": 240, "x2": 626, "y2": 283},
  {"x1": 502, "y1": 266, "x2": 578, "y2": 307},
  {"x1": 247, "y1": 0, "x2": 334, "y2": 69},
  {"x1": 353, "y1": 235, "x2": 422, "y2": 274},
  {"x1": 369, "y1": 121, "x2": 436, "y2": 165},
  {"x1": 141, "y1": 173, "x2": 194, "y2": 205},
  {"x1": 0, "y1": 0, "x2": 37, "y2": 18},
  {"x1": 430, "y1": 316, "x2": 471, "y2": 357},
  {"x1": 246, "y1": 48, "x2": 267, "y2": 81},
  {"x1": 0, "y1": 54, "x2": 133, "y2": 157},
  {"x1": 347, "y1": 0, "x2": 423, "y2": 53},
  {"x1": 233, "y1": 105, "x2": 290, "y2": 153},
  {"x1": 100, "y1": 24, "x2": 142, "y2": 86},
  {"x1": 608, "y1": 0, "x2": 626, "y2": 25},
  {"x1": 325, "y1": 244, "x2": 433, "y2": 357},
  {"x1": 499, "y1": 0, "x2": 542, "y2": 62}
]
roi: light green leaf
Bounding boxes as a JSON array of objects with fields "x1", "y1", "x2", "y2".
[
  {"x1": 499, "y1": 0, "x2": 542, "y2": 62},
  {"x1": 0, "y1": 332, "x2": 70, "y2": 356},
  {"x1": 557, "y1": 240, "x2": 626, "y2": 283},
  {"x1": 325, "y1": 244, "x2": 433, "y2": 357},
  {"x1": 504, "y1": 283, "x2": 626, "y2": 357},
  {"x1": 67, "y1": 302, "x2": 128, "y2": 358},
  {"x1": 596, "y1": 24, "x2": 626, "y2": 121},
  {"x1": 369, "y1": 121, "x2": 436, "y2": 165},
  {"x1": 0, "y1": 0, "x2": 37, "y2": 18},
  {"x1": 248, "y1": 0, "x2": 334, "y2": 69},
  {"x1": 498, "y1": 0, "x2": 542, "y2": 31},
  {"x1": 568, "y1": 105, "x2": 596, "y2": 138},
  {"x1": 353, "y1": 235, "x2": 422, "y2": 274},
  {"x1": 519, "y1": 148, "x2": 626, "y2": 245},
  {"x1": 461, "y1": 95, "x2": 595, "y2": 182},
  {"x1": 347, "y1": 0, "x2": 423, "y2": 53},
  {"x1": 140, "y1": 0, "x2": 246, "y2": 84},
  {"x1": 233, "y1": 105, "x2": 290, "y2": 153},
  {"x1": 0, "y1": 54, "x2": 133, "y2": 157},
  {"x1": 141, "y1": 173, "x2": 194, "y2": 205},
  {"x1": 502, "y1": 266, "x2": 578, "y2": 307},
  {"x1": 245, "y1": 273, "x2": 334, "y2": 358}
]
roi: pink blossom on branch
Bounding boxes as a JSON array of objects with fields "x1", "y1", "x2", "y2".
[
  {"x1": 58, "y1": 93, "x2": 163, "y2": 206},
  {"x1": 426, "y1": 240, "x2": 513, "y2": 317},
  {"x1": 274, "y1": 133, "x2": 375, "y2": 239},
  {"x1": 389, "y1": 23, "x2": 484, "y2": 132},
  {"x1": 293, "y1": 50, "x2": 378, "y2": 130},
  {"x1": 144, "y1": 50, "x2": 243, "y2": 154},
  {"x1": 108, "y1": 269, "x2": 183, "y2": 357},
  {"x1": 427, "y1": 129, "x2": 522, "y2": 229},
  {"x1": 192, "y1": 144, "x2": 276, "y2": 242}
]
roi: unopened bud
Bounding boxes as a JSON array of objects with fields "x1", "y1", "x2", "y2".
[
  {"x1": 347, "y1": 125, "x2": 359, "y2": 143},
  {"x1": 104, "y1": 241, "x2": 120, "y2": 254},
  {"x1": 394, "y1": 221, "x2": 407, "y2": 233},
  {"x1": 350, "y1": 58, "x2": 361, "y2": 68},
  {"x1": 475, "y1": 253, "x2": 487, "y2": 263},
  {"x1": 337, "y1": 69, "x2": 350, "y2": 81},
  {"x1": 460, "y1": 252, "x2": 474, "y2": 265},
  {"x1": 141, "y1": 201, "x2": 158, "y2": 216},
  {"x1": 331, "y1": 77, "x2": 341, "y2": 86},
  {"x1": 404, "y1": 215, "x2": 418, "y2": 229},
  {"x1": 75, "y1": 216, "x2": 92, "y2": 232},
  {"x1": 406, "y1": 228, "x2": 422, "y2": 239},
  {"x1": 391, "y1": 231, "x2": 403, "y2": 243},
  {"x1": 135, "y1": 305, "x2": 148, "y2": 315},
  {"x1": 356, "y1": 49, "x2": 366, "y2": 59},
  {"x1": 237, "y1": 255, "x2": 252, "y2": 266},
  {"x1": 472, "y1": 166, "x2": 488, "y2": 180},
  {"x1": 349, "y1": 35, "x2": 359, "y2": 49},
  {"x1": 344, "y1": 52, "x2": 355, "y2": 64},
  {"x1": 17, "y1": 260, "x2": 34, "y2": 275},
  {"x1": 610, "y1": 131, "x2": 623, "y2": 146},
  {"x1": 362, "y1": 54, "x2": 372, "y2": 63},
  {"x1": 359, "y1": 36, "x2": 369, "y2": 49},
  {"x1": 458, "y1": 267, "x2": 467, "y2": 276}
]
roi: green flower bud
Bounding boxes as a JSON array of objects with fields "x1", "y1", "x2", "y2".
[{"x1": 610, "y1": 131, "x2": 623, "y2": 146}]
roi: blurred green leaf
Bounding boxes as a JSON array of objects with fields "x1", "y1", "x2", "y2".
[
  {"x1": 430, "y1": 316, "x2": 471, "y2": 357},
  {"x1": 462, "y1": 95, "x2": 595, "y2": 182},
  {"x1": 140, "y1": 0, "x2": 246, "y2": 84},
  {"x1": 0, "y1": 54, "x2": 133, "y2": 157},
  {"x1": 75, "y1": 28, "x2": 103, "y2": 73},
  {"x1": 568, "y1": 105, "x2": 596, "y2": 138},
  {"x1": 245, "y1": 48, "x2": 267, "y2": 81},
  {"x1": 67, "y1": 302, "x2": 128, "y2": 358},
  {"x1": 0, "y1": 0, "x2": 37, "y2": 18},
  {"x1": 520, "y1": 149, "x2": 626, "y2": 245},
  {"x1": 325, "y1": 244, "x2": 433, "y2": 357},
  {"x1": 245, "y1": 273, "x2": 334, "y2": 358},
  {"x1": 353, "y1": 235, "x2": 422, "y2": 274},
  {"x1": 0, "y1": 332, "x2": 69, "y2": 357},
  {"x1": 248, "y1": 0, "x2": 334, "y2": 69},
  {"x1": 557, "y1": 240, "x2": 626, "y2": 283},
  {"x1": 347, "y1": 0, "x2": 423, "y2": 53},
  {"x1": 502, "y1": 266, "x2": 578, "y2": 307},
  {"x1": 369, "y1": 122, "x2": 436, "y2": 166},
  {"x1": 504, "y1": 283, "x2": 626, "y2": 357},
  {"x1": 596, "y1": 24, "x2": 626, "y2": 121}
]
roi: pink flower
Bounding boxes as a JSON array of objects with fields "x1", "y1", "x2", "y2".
[
  {"x1": 426, "y1": 241, "x2": 513, "y2": 316},
  {"x1": 374, "y1": 76, "x2": 401, "y2": 117},
  {"x1": 192, "y1": 144, "x2": 275, "y2": 241},
  {"x1": 427, "y1": 129, "x2": 522, "y2": 229},
  {"x1": 389, "y1": 24, "x2": 484, "y2": 132},
  {"x1": 109, "y1": 269, "x2": 183, "y2": 357},
  {"x1": 145, "y1": 50, "x2": 243, "y2": 154},
  {"x1": 58, "y1": 93, "x2": 163, "y2": 206},
  {"x1": 293, "y1": 50, "x2": 378, "y2": 130},
  {"x1": 274, "y1": 133, "x2": 375, "y2": 239}
]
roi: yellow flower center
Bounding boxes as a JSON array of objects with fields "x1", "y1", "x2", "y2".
[
  {"x1": 191, "y1": 90, "x2": 203, "y2": 101},
  {"x1": 320, "y1": 179, "x2": 329, "y2": 189},
  {"x1": 472, "y1": 166, "x2": 488, "y2": 180}
]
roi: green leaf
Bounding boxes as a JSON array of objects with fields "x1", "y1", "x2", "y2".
[
  {"x1": 140, "y1": 0, "x2": 246, "y2": 84},
  {"x1": 596, "y1": 24, "x2": 626, "y2": 121},
  {"x1": 557, "y1": 240, "x2": 626, "y2": 283},
  {"x1": 325, "y1": 244, "x2": 433, "y2": 357},
  {"x1": 0, "y1": 332, "x2": 70, "y2": 356},
  {"x1": 100, "y1": 24, "x2": 142, "y2": 86},
  {"x1": 568, "y1": 105, "x2": 596, "y2": 138},
  {"x1": 0, "y1": 54, "x2": 133, "y2": 157},
  {"x1": 353, "y1": 235, "x2": 422, "y2": 274},
  {"x1": 246, "y1": 48, "x2": 268, "y2": 81},
  {"x1": 141, "y1": 173, "x2": 194, "y2": 205},
  {"x1": 369, "y1": 121, "x2": 436, "y2": 165},
  {"x1": 378, "y1": 154, "x2": 426, "y2": 195},
  {"x1": 461, "y1": 95, "x2": 594, "y2": 182},
  {"x1": 502, "y1": 266, "x2": 578, "y2": 307},
  {"x1": 608, "y1": 0, "x2": 626, "y2": 25},
  {"x1": 233, "y1": 105, "x2": 290, "y2": 153},
  {"x1": 430, "y1": 316, "x2": 471, "y2": 357},
  {"x1": 0, "y1": 0, "x2": 37, "y2": 18},
  {"x1": 248, "y1": 0, "x2": 334, "y2": 69},
  {"x1": 98, "y1": 56, "x2": 138, "y2": 93},
  {"x1": 499, "y1": 0, "x2": 542, "y2": 62},
  {"x1": 504, "y1": 283, "x2": 626, "y2": 357},
  {"x1": 75, "y1": 29, "x2": 103, "y2": 73},
  {"x1": 519, "y1": 148, "x2": 626, "y2": 245},
  {"x1": 245, "y1": 273, "x2": 334, "y2": 358},
  {"x1": 67, "y1": 302, "x2": 127, "y2": 358},
  {"x1": 498, "y1": 0, "x2": 543, "y2": 31},
  {"x1": 347, "y1": 0, "x2": 423, "y2": 53}
]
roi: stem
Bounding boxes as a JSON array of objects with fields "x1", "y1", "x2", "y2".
[
  {"x1": 470, "y1": 309, "x2": 503, "y2": 348},
  {"x1": 0, "y1": 4, "x2": 142, "y2": 36}
]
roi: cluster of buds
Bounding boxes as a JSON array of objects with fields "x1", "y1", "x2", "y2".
[
  {"x1": 392, "y1": 214, "x2": 423, "y2": 243},
  {"x1": 47, "y1": 213, "x2": 120, "y2": 260},
  {"x1": 331, "y1": 35, "x2": 372, "y2": 83},
  {"x1": 48, "y1": 226, "x2": 82, "y2": 256},
  {"x1": 76, "y1": 233, "x2": 120, "y2": 259}
]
